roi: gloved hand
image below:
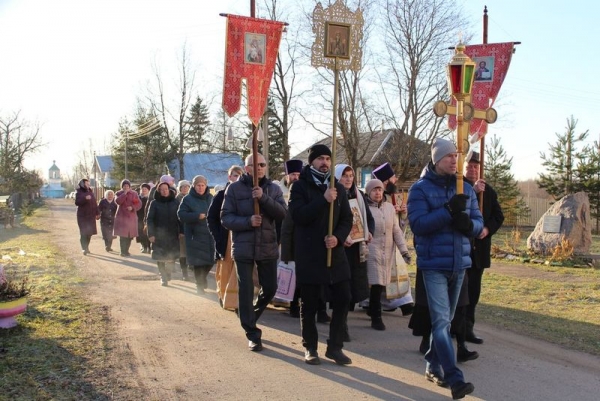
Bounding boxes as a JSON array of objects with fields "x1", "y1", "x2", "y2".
[
  {"x1": 401, "y1": 252, "x2": 411, "y2": 264},
  {"x1": 445, "y1": 194, "x2": 469, "y2": 215},
  {"x1": 451, "y1": 212, "x2": 473, "y2": 235}
]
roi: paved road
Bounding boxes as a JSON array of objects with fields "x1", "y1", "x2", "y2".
[{"x1": 46, "y1": 199, "x2": 600, "y2": 400}]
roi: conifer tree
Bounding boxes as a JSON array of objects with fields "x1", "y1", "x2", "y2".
[
  {"x1": 485, "y1": 135, "x2": 530, "y2": 226},
  {"x1": 185, "y1": 96, "x2": 211, "y2": 153}
]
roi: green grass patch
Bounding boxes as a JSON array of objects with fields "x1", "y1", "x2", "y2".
[{"x1": 0, "y1": 204, "x2": 139, "y2": 400}]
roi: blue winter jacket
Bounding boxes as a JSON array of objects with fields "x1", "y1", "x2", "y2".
[{"x1": 407, "y1": 162, "x2": 483, "y2": 271}]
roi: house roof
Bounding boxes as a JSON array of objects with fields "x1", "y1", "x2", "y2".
[
  {"x1": 168, "y1": 153, "x2": 243, "y2": 188},
  {"x1": 291, "y1": 129, "x2": 431, "y2": 187},
  {"x1": 95, "y1": 155, "x2": 114, "y2": 173}
]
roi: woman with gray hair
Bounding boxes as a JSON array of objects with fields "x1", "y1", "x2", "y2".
[{"x1": 178, "y1": 175, "x2": 216, "y2": 294}]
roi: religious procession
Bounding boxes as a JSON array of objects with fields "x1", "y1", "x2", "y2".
[{"x1": 69, "y1": 2, "x2": 515, "y2": 400}]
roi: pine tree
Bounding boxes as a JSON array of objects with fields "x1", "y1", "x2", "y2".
[
  {"x1": 184, "y1": 96, "x2": 211, "y2": 153},
  {"x1": 537, "y1": 116, "x2": 589, "y2": 199},
  {"x1": 484, "y1": 135, "x2": 530, "y2": 226},
  {"x1": 575, "y1": 143, "x2": 600, "y2": 233},
  {"x1": 111, "y1": 109, "x2": 171, "y2": 185}
]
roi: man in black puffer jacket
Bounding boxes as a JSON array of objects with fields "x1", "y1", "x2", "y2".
[
  {"x1": 221, "y1": 153, "x2": 287, "y2": 352},
  {"x1": 289, "y1": 144, "x2": 353, "y2": 366}
]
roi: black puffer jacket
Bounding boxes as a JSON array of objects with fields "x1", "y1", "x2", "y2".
[
  {"x1": 289, "y1": 166, "x2": 353, "y2": 285},
  {"x1": 146, "y1": 188, "x2": 181, "y2": 261},
  {"x1": 221, "y1": 174, "x2": 286, "y2": 261}
]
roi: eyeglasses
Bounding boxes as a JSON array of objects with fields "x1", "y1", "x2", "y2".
[{"x1": 248, "y1": 163, "x2": 267, "y2": 168}]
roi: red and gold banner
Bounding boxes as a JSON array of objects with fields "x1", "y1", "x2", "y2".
[
  {"x1": 222, "y1": 15, "x2": 285, "y2": 125},
  {"x1": 448, "y1": 42, "x2": 514, "y2": 139}
]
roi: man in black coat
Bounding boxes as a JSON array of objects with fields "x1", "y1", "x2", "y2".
[
  {"x1": 289, "y1": 144, "x2": 353, "y2": 366},
  {"x1": 464, "y1": 152, "x2": 505, "y2": 344}
]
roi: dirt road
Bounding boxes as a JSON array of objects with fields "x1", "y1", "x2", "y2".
[{"x1": 45, "y1": 199, "x2": 600, "y2": 400}]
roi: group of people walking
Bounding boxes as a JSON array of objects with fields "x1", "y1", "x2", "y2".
[{"x1": 74, "y1": 138, "x2": 502, "y2": 400}]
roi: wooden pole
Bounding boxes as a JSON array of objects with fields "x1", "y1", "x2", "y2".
[
  {"x1": 327, "y1": 58, "x2": 340, "y2": 267},
  {"x1": 478, "y1": 6, "x2": 488, "y2": 209}
]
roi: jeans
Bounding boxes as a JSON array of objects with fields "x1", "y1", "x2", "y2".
[
  {"x1": 300, "y1": 281, "x2": 351, "y2": 351},
  {"x1": 422, "y1": 269, "x2": 466, "y2": 386},
  {"x1": 235, "y1": 259, "x2": 278, "y2": 342}
]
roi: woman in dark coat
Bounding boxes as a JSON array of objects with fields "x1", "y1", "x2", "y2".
[
  {"x1": 136, "y1": 183, "x2": 152, "y2": 254},
  {"x1": 146, "y1": 182, "x2": 181, "y2": 286},
  {"x1": 178, "y1": 175, "x2": 216, "y2": 294},
  {"x1": 114, "y1": 179, "x2": 142, "y2": 257},
  {"x1": 98, "y1": 190, "x2": 117, "y2": 252},
  {"x1": 75, "y1": 178, "x2": 99, "y2": 255}
]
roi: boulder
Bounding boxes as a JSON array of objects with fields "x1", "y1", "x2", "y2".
[{"x1": 527, "y1": 192, "x2": 591, "y2": 255}]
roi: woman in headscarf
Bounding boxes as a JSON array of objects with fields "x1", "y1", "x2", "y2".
[
  {"x1": 98, "y1": 190, "x2": 117, "y2": 252},
  {"x1": 178, "y1": 175, "x2": 215, "y2": 294},
  {"x1": 146, "y1": 182, "x2": 182, "y2": 286},
  {"x1": 114, "y1": 179, "x2": 142, "y2": 257},
  {"x1": 75, "y1": 178, "x2": 99, "y2": 255},
  {"x1": 364, "y1": 179, "x2": 410, "y2": 331},
  {"x1": 334, "y1": 164, "x2": 374, "y2": 341}
]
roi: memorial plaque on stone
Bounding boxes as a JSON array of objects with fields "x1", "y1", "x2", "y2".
[{"x1": 542, "y1": 215, "x2": 562, "y2": 233}]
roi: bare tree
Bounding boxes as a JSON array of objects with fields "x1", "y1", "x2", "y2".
[
  {"x1": 144, "y1": 44, "x2": 196, "y2": 179},
  {"x1": 0, "y1": 111, "x2": 45, "y2": 193},
  {"x1": 377, "y1": 0, "x2": 471, "y2": 180}
]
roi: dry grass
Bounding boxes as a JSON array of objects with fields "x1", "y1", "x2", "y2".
[{"x1": 0, "y1": 204, "x2": 143, "y2": 400}]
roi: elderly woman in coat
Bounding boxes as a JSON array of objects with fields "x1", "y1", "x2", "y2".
[
  {"x1": 114, "y1": 179, "x2": 142, "y2": 257},
  {"x1": 147, "y1": 182, "x2": 182, "y2": 286},
  {"x1": 175, "y1": 180, "x2": 191, "y2": 280},
  {"x1": 178, "y1": 175, "x2": 215, "y2": 294},
  {"x1": 98, "y1": 189, "x2": 117, "y2": 252},
  {"x1": 365, "y1": 179, "x2": 409, "y2": 331},
  {"x1": 75, "y1": 178, "x2": 99, "y2": 255}
]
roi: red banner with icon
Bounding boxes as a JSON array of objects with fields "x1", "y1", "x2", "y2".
[
  {"x1": 448, "y1": 42, "x2": 514, "y2": 139},
  {"x1": 222, "y1": 15, "x2": 285, "y2": 126}
]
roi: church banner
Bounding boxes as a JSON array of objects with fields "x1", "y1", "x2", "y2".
[
  {"x1": 448, "y1": 42, "x2": 514, "y2": 139},
  {"x1": 222, "y1": 15, "x2": 285, "y2": 125}
]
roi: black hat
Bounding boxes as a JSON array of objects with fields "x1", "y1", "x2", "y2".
[
  {"x1": 308, "y1": 144, "x2": 332, "y2": 164},
  {"x1": 141, "y1": 183, "x2": 151, "y2": 190},
  {"x1": 372, "y1": 162, "x2": 395, "y2": 182},
  {"x1": 121, "y1": 179, "x2": 131, "y2": 188},
  {"x1": 468, "y1": 151, "x2": 480, "y2": 163},
  {"x1": 285, "y1": 159, "x2": 303, "y2": 174}
]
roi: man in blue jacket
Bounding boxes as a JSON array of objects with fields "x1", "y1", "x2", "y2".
[
  {"x1": 221, "y1": 153, "x2": 287, "y2": 352},
  {"x1": 407, "y1": 138, "x2": 483, "y2": 400}
]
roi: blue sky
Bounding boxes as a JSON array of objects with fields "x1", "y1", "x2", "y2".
[{"x1": 1, "y1": 0, "x2": 599, "y2": 182}]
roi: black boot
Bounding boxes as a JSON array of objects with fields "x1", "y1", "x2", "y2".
[
  {"x1": 457, "y1": 341, "x2": 479, "y2": 362},
  {"x1": 420, "y1": 334, "x2": 430, "y2": 354},
  {"x1": 193, "y1": 267, "x2": 204, "y2": 294},
  {"x1": 180, "y1": 257, "x2": 189, "y2": 281}
]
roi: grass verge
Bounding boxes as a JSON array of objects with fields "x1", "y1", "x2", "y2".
[{"x1": 0, "y1": 203, "x2": 142, "y2": 400}]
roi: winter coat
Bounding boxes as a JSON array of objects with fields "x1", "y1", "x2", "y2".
[
  {"x1": 344, "y1": 185, "x2": 374, "y2": 303},
  {"x1": 75, "y1": 185, "x2": 99, "y2": 236},
  {"x1": 221, "y1": 174, "x2": 287, "y2": 261},
  {"x1": 367, "y1": 199, "x2": 409, "y2": 286},
  {"x1": 136, "y1": 196, "x2": 149, "y2": 234},
  {"x1": 178, "y1": 186, "x2": 215, "y2": 267},
  {"x1": 114, "y1": 189, "x2": 142, "y2": 237},
  {"x1": 465, "y1": 178, "x2": 504, "y2": 269},
  {"x1": 98, "y1": 198, "x2": 117, "y2": 228},
  {"x1": 407, "y1": 162, "x2": 483, "y2": 272},
  {"x1": 147, "y1": 188, "x2": 181, "y2": 261},
  {"x1": 207, "y1": 186, "x2": 228, "y2": 259},
  {"x1": 289, "y1": 165, "x2": 352, "y2": 285}
]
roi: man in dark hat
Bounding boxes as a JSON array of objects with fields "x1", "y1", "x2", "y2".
[
  {"x1": 289, "y1": 143, "x2": 354, "y2": 365},
  {"x1": 279, "y1": 159, "x2": 303, "y2": 203},
  {"x1": 463, "y1": 151, "x2": 504, "y2": 344}
]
